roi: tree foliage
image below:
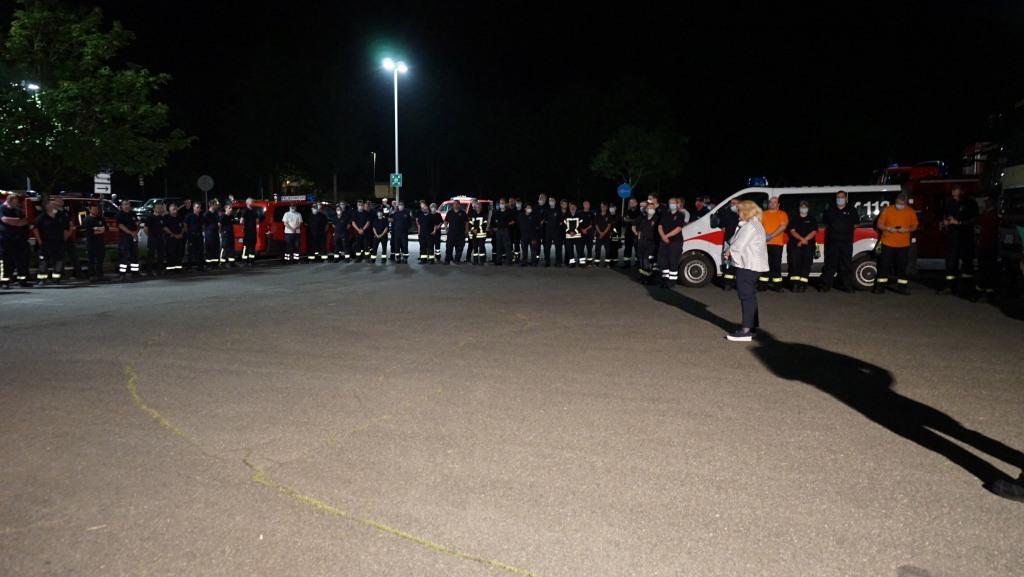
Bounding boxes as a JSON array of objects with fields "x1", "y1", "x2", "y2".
[
  {"x1": 590, "y1": 125, "x2": 688, "y2": 191},
  {"x1": 0, "y1": 0, "x2": 190, "y2": 194}
]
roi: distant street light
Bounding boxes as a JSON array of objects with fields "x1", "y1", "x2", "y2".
[
  {"x1": 381, "y1": 58, "x2": 407, "y2": 205},
  {"x1": 20, "y1": 81, "x2": 40, "y2": 92}
]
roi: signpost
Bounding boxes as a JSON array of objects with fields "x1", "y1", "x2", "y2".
[
  {"x1": 390, "y1": 172, "x2": 403, "y2": 189},
  {"x1": 94, "y1": 171, "x2": 112, "y2": 196},
  {"x1": 197, "y1": 174, "x2": 214, "y2": 207}
]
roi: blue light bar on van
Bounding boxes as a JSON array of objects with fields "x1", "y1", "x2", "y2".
[{"x1": 746, "y1": 176, "x2": 769, "y2": 187}]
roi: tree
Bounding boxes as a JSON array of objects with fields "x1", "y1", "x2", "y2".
[
  {"x1": 0, "y1": 0, "x2": 190, "y2": 195},
  {"x1": 590, "y1": 125, "x2": 688, "y2": 192}
]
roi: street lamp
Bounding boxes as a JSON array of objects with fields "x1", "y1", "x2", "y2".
[{"x1": 382, "y1": 58, "x2": 407, "y2": 205}]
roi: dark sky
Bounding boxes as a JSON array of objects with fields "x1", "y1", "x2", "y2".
[{"x1": 63, "y1": 1, "x2": 1024, "y2": 201}]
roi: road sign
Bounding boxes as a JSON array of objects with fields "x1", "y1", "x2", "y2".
[
  {"x1": 390, "y1": 173, "x2": 403, "y2": 188},
  {"x1": 197, "y1": 175, "x2": 215, "y2": 192},
  {"x1": 94, "y1": 171, "x2": 112, "y2": 196},
  {"x1": 617, "y1": 183, "x2": 632, "y2": 199}
]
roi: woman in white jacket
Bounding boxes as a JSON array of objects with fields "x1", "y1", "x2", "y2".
[{"x1": 723, "y1": 200, "x2": 769, "y2": 341}]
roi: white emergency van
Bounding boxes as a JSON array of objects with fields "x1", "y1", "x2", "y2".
[{"x1": 678, "y1": 185, "x2": 903, "y2": 289}]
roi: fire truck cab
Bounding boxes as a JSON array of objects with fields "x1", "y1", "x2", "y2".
[
  {"x1": 229, "y1": 197, "x2": 315, "y2": 257},
  {"x1": 680, "y1": 185, "x2": 901, "y2": 289}
]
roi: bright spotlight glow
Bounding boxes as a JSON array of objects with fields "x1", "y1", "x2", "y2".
[
  {"x1": 396, "y1": 62, "x2": 408, "y2": 74},
  {"x1": 24, "y1": 82, "x2": 40, "y2": 92},
  {"x1": 382, "y1": 58, "x2": 395, "y2": 71}
]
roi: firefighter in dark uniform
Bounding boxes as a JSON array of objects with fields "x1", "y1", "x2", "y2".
[
  {"x1": 33, "y1": 199, "x2": 68, "y2": 285},
  {"x1": 445, "y1": 201, "x2": 468, "y2": 264},
  {"x1": 718, "y1": 199, "x2": 740, "y2": 290},
  {"x1": 819, "y1": 190, "x2": 858, "y2": 292},
  {"x1": 542, "y1": 198, "x2": 563, "y2": 267},
  {"x1": 82, "y1": 204, "x2": 108, "y2": 281},
  {"x1": 391, "y1": 202, "x2": 411, "y2": 263},
  {"x1": 203, "y1": 201, "x2": 221, "y2": 267},
  {"x1": 516, "y1": 202, "x2": 538, "y2": 267},
  {"x1": 371, "y1": 209, "x2": 389, "y2": 264},
  {"x1": 416, "y1": 202, "x2": 436, "y2": 264},
  {"x1": 657, "y1": 198, "x2": 687, "y2": 287},
  {"x1": 116, "y1": 200, "x2": 141, "y2": 280},
  {"x1": 535, "y1": 194, "x2": 549, "y2": 265},
  {"x1": 468, "y1": 201, "x2": 488, "y2": 265},
  {"x1": 184, "y1": 203, "x2": 206, "y2": 271},
  {"x1": 56, "y1": 200, "x2": 82, "y2": 279},
  {"x1": 786, "y1": 200, "x2": 817, "y2": 292},
  {"x1": 306, "y1": 202, "x2": 329, "y2": 262},
  {"x1": 564, "y1": 203, "x2": 583, "y2": 267},
  {"x1": 1, "y1": 193, "x2": 31, "y2": 288},
  {"x1": 509, "y1": 199, "x2": 522, "y2": 263},
  {"x1": 144, "y1": 203, "x2": 167, "y2": 275},
  {"x1": 938, "y1": 185, "x2": 979, "y2": 295},
  {"x1": 329, "y1": 202, "x2": 351, "y2": 262},
  {"x1": 239, "y1": 198, "x2": 259, "y2": 265},
  {"x1": 580, "y1": 200, "x2": 594, "y2": 267},
  {"x1": 635, "y1": 202, "x2": 658, "y2": 284},
  {"x1": 608, "y1": 204, "x2": 622, "y2": 266},
  {"x1": 429, "y1": 203, "x2": 443, "y2": 262},
  {"x1": 163, "y1": 204, "x2": 184, "y2": 272},
  {"x1": 352, "y1": 201, "x2": 371, "y2": 262},
  {"x1": 593, "y1": 202, "x2": 612, "y2": 267},
  {"x1": 491, "y1": 200, "x2": 513, "y2": 265},
  {"x1": 622, "y1": 197, "x2": 640, "y2": 268},
  {"x1": 219, "y1": 203, "x2": 238, "y2": 266}
]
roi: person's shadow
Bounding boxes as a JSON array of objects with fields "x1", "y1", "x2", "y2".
[{"x1": 647, "y1": 286, "x2": 1023, "y2": 490}]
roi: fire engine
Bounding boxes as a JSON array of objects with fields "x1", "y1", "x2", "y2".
[{"x1": 229, "y1": 197, "x2": 317, "y2": 257}]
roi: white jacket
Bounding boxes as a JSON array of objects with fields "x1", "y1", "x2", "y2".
[
  {"x1": 728, "y1": 217, "x2": 769, "y2": 272},
  {"x1": 283, "y1": 210, "x2": 303, "y2": 235}
]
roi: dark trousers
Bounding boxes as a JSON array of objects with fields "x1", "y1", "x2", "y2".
[
  {"x1": 637, "y1": 239, "x2": 655, "y2": 281},
  {"x1": 148, "y1": 236, "x2": 166, "y2": 272},
  {"x1": 765, "y1": 245, "x2": 783, "y2": 285},
  {"x1": 307, "y1": 233, "x2": 325, "y2": 261},
  {"x1": 86, "y1": 241, "x2": 105, "y2": 278},
  {"x1": 735, "y1": 268, "x2": 760, "y2": 330},
  {"x1": 583, "y1": 233, "x2": 594, "y2": 264},
  {"x1": 166, "y1": 238, "x2": 183, "y2": 270},
  {"x1": 469, "y1": 237, "x2": 487, "y2": 263},
  {"x1": 204, "y1": 232, "x2": 220, "y2": 264},
  {"x1": 594, "y1": 237, "x2": 611, "y2": 264},
  {"x1": 64, "y1": 241, "x2": 81, "y2": 278},
  {"x1": 944, "y1": 230, "x2": 975, "y2": 284},
  {"x1": 371, "y1": 235, "x2": 389, "y2": 260},
  {"x1": 37, "y1": 243, "x2": 65, "y2": 281},
  {"x1": 418, "y1": 231, "x2": 434, "y2": 262},
  {"x1": 977, "y1": 248, "x2": 998, "y2": 292},
  {"x1": 393, "y1": 232, "x2": 409, "y2": 260},
  {"x1": 520, "y1": 239, "x2": 537, "y2": 265},
  {"x1": 284, "y1": 233, "x2": 300, "y2": 261},
  {"x1": 877, "y1": 245, "x2": 910, "y2": 286},
  {"x1": 220, "y1": 234, "x2": 236, "y2": 263},
  {"x1": 187, "y1": 235, "x2": 204, "y2": 269},
  {"x1": 821, "y1": 240, "x2": 853, "y2": 289},
  {"x1": 624, "y1": 233, "x2": 637, "y2": 264},
  {"x1": 1, "y1": 236, "x2": 30, "y2": 283},
  {"x1": 787, "y1": 242, "x2": 814, "y2": 283},
  {"x1": 118, "y1": 235, "x2": 139, "y2": 274},
  {"x1": 493, "y1": 229, "x2": 511, "y2": 264},
  {"x1": 543, "y1": 238, "x2": 563, "y2": 265},
  {"x1": 242, "y1": 231, "x2": 257, "y2": 261},
  {"x1": 434, "y1": 233, "x2": 442, "y2": 260},
  {"x1": 446, "y1": 236, "x2": 465, "y2": 263},
  {"x1": 657, "y1": 240, "x2": 682, "y2": 283},
  {"x1": 566, "y1": 236, "x2": 584, "y2": 265},
  {"x1": 334, "y1": 235, "x2": 349, "y2": 260}
]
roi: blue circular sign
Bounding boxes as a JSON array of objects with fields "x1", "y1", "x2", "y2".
[{"x1": 617, "y1": 183, "x2": 632, "y2": 199}]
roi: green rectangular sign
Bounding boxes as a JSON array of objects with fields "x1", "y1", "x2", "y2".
[{"x1": 390, "y1": 173, "x2": 403, "y2": 188}]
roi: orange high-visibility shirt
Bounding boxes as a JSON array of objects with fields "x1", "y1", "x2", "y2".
[
  {"x1": 761, "y1": 209, "x2": 789, "y2": 246},
  {"x1": 877, "y1": 205, "x2": 918, "y2": 248}
]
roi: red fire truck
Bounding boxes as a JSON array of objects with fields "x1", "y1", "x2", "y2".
[{"x1": 229, "y1": 197, "x2": 317, "y2": 257}]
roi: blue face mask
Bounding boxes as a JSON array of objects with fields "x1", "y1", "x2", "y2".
[
  {"x1": 836, "y1": 198, "x2": 847, "y2": 207},
  {"x1": 668, "y1": 203, "x2": 678, "y2": 212},
  {"x1": 895, "y1": 203, "x2": 906, "y2": 210}
]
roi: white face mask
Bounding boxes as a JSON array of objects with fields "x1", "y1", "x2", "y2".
[
  {"x1": 549, "y1": 200, "x2": 556, "y2": 207},
  {"x1": 730, "y1": 205, "x2": 738, "y2": 213},
  {"x1": 525, "y1": 208, "x2": 532, "y2": 215},
  {"x1": 895, "y1": 203, "x2": 906, "y2": 210},
  {"x1": 515, "y1": 203, "x2": 522, "y2": 210},
  {"x1": 312, "y1": 208, "x2": 319, "y2": 214},
  {"x1": 647, "y1": 208, "x2": 656, "y2": 217},
  {"x1": 609, "y1": 208, "x2": 616, "y2": 214},
  {"x1": 799, "y1": 208, "x2": 809, "y2": 216}
]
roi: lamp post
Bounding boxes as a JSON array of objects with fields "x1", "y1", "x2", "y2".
[
  {"x1": 371, "y1": 151, "x2": 377, "y2": 197},
  {"x1": 382, "y1": 58, "x2": 407, "y2": 205}
]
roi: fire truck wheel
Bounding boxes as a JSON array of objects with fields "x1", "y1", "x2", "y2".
[
  {"x1": 852, "y1": 254, "x2": 877, "y2": 291},
  {"x1": 680, "y1": 252, "x2": 714, "y2": 288}
]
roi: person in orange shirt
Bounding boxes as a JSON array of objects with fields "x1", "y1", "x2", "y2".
[
  {"x1": 874, "y1": 192, "x2": 919, "y2": 294},
  {"x1": 760, "y1": 196, "x2": 789, "y2": 291}
]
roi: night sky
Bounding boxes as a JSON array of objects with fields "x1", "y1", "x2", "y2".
[{"x1": 34, "y1": 1, "x2": 1024, "y2": 202}]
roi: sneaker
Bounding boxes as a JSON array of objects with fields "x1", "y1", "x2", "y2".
[
  {"x1": 726, "y1": 329, "x2": 753, "y2": 342},
  {"x1": 988, "y1": 477, "x2": 1024, "y2": 502}
]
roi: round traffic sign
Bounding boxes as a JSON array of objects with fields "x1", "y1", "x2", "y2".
[
  {"x1": 617, "y1": 183, "x2": 632, "y2": 199},
  {"x1": 197, "y1": 175, "x2": 215, "y2": 192}
]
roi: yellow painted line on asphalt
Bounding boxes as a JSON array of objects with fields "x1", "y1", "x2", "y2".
[
  {"x1": 124, "y1": 368, "x2": 538, "y2": 576},
  {"x1": 243, "y1": 454, "x2": 540, "y2": 577},
  {"x1": 124, "y1": 365, "x2": 191, "y2": 440}
]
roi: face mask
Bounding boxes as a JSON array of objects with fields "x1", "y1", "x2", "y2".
[
  {"x1": 525, "y1": 208, "x2": 532, "y2": 215},
  {"x1": 515, "y1": 203, "x2": 522, "y2": 210},
  {"x1": 377, "y1": 213, "x2": 383, "y2": 219},
  {"x1": 358, "y1": 206, "x2": 364, "y2": 212},
  {"x1": 669, "y1": 203, "x2": 678, "y2": 212},
  {"x1": 609, "y1": 208, "x2": 616, "y2": 214},
  {"x1": 549, "y1": 200, "x2": 556, "y2": 207},
  {"x1": 312, "y1": 208, "x2": 319, "y2": 214},
  {"x1": 799, "y1": 208, "x2": 809, "y2": 216},
  {"x1": 836, "y1": 198, "x2": 846, "y2": 207},
  {"x1": 499, "y1": 204, "x2": 506, "y2": 210},
  {"x1": 336, "y1": 210, "x2": 342, "y2": 215},
  {"x1": 647, "y1": 208, "x2": 656, "y2": 217},
  {"x1": 430, "y1": 208, "x2": 437, "y2": 214},
  {"x1": 397, "y1": 205, "x2": 404, "y2": 211},
  {"x1": 895, "y1": 203, "x2": 906, "y2": 210},
  {"x1": 730, "y1": 205, "x2": 738, "y2": 213}
]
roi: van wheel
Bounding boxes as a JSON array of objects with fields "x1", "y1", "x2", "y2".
[
  {"x1": 680, "y1": 252, "x2": 714, "y2": 287},
  {"x1": 853, "y1": 255, "x2": 877, "y2": 291}
]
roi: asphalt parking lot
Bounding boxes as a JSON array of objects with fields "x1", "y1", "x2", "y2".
[{"x1": 2, "y1": 260, "x2": 1022, "y2": 577}]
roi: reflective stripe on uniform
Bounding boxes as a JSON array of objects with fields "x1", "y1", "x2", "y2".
[{"x1": 896, "y1": 279, "x2": 909, "y2": 284}]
